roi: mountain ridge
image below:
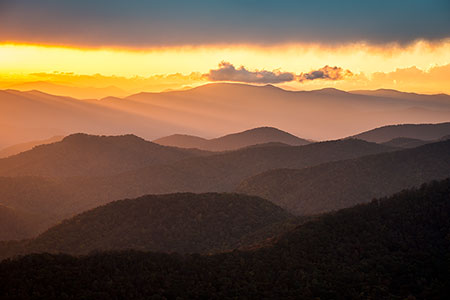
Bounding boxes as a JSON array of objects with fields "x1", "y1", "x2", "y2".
[
  {"x1": 1, "y1": 179, "x2": 449, "y2": 299},
  {"x1": 237, "y1": 139, "x2": 450, "y2": 215},
  {"x1": 154, "y1": 126, "x2": 310, "y2": 151}
]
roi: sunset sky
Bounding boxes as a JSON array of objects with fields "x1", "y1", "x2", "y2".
[{"x1": 1, "y1": 0, "x2": 449, "y2": 96}]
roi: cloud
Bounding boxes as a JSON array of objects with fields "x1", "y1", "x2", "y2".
[
  {"x1": 0, "y1": 1, "x2": 448, "y2": 47},
  {"x1": 298, "y1": 66, "x2": 353, "y2": 82},
  {"x1": 205, "y1": 63, "x2": 353, "y2": 84},
  {"x1": 206, "y1": 62, "x2": 295, "y2": 84}
]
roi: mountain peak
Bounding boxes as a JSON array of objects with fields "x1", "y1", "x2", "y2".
[{"x1": 154, "y1": 126, "x2": 310, "y2": 151}]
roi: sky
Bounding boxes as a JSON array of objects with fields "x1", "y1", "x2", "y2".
[{"x1": 0, "y1": 0, "x2": 449, "y2": 96}]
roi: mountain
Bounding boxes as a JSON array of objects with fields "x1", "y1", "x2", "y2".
[
  {"x1": 0, "y1": 133, "x2": 207, "y2": 177},
  {"x1": 154, "y1": 134, "x2": 209, "y2": 149},
  {"x1": 6, "y1": 81, "x2": 128, "y2": 99},
  {"x1": 381, "y1": 137, "x2": 431, "y2": 148},
  {"x1": 0, "y1": 135, "x2": 64, "y2": 158},
  {"x1": 350, "y1": 88, "x2": 450, "y2": 105},
  {"x1": 0, "y1": 89, "x2": 193, "y2": 149},
  {"x1": 2, "y1": 83, "x2": 450, "y2": 147},
  {"x1": 1, "y1": 179, "x2": 448, "y2": 299},
  {"x1": 237, "y1": 140, "x2": 450, "y2": 215},
  {"x1": 0, "y1": 138, "x2": 393, "y2": 240},
  {"x1": 0, "y1": 193, "x2": 292, "y2": 257},
  {"x1": 94, "y1": 139, "x2": 394, "y2": 201},
  {"x1": 154, "y1": 127, "x2": 310, "y2": 151},
  {"x1": 0, "y1": 205, "x2": 45, "y2": 241},
  {"x1": 350, "y1": 122, "x2": 450, "y2": 143}
]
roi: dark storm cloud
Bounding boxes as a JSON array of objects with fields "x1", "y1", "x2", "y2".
[
  {"x1": 298, "y1": 66, "x2": 353, "y2": 82},
  {"x1": 206, "y1": 62, "x2": 295, "y2": 84},
  {"x1": 0, "y1": 0, "x2": 449, "y2": 47}
]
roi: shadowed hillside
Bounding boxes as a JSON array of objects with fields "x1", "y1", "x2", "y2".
[
  {"x1": 0, "y1": 193, "x2": 293, "y2": 258},
  {"x1": 0, "y1": 135, "x2": 64, "y2": 158},
  {"x1": 381, "y1": 137, "x2": 431, "y2": 148},
  {"x1": 351, "y1": 122, "x2": 450, "y2": 143},
  {"x1": 107, "y1": 139, "x2": 394, "y2": 195},
  {"x1": 0, "y1": 138, "x2": 393, "y2": 240},
  {"x1": 154, "y1": 127, "x2": 310, "y2": 151},
  {"x1": 0, "y1": 133, "x2": 208, "y2": 177},
  {"x1": 0, "y1": 205, "x2": 45, "y2": 241},
  {"x1": 1, "y1": 179, "x2": 448, "y2": 299},
  {"x1": 237, "y1": 140, "x2": 450, "y2": 215}
]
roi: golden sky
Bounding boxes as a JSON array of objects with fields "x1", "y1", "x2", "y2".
[{"x1": 1, "y1": 40, "x2": 450, "y2": 97}]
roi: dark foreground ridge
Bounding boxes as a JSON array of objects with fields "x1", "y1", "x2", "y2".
[
  {"x1": 1, "y1": 179, "x2": 449, "y2": 299},
  {"x1": 0, "y1": 193, "x2": 293, "y2": 258}
]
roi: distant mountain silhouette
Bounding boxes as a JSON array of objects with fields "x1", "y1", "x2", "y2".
[
  {"x1": 237, "y1": 140, "x2": 450, "y2": 215},
  {"x1": 154, "y1": 127, "x2": 310, "y2": 151},
  {"x1": 7, "y1": 81, "x2": 128, "y2": 99},
  {"x1": 154, "y1": 134, "x2": 209, "y2": 149},
  {"x1": 350, "y1": 122, "x2": 450, "y2": 143},
  {"x1": 0, "y1": 193, "x2": 292, "y2": 257},
  {"x1": 0, "y1": 89, "x2": 192, "y2": 149},
  {"x1": 350, "y1": 88, "x2": 450, "y2": 104},
  {"x1": 0, "y1": 135, "x2": 63, "y2": 158},
  {"x1": 0, "y1": 138, "x2": 393, "y2": 240},
  {"x1": 381, "y1": 137, "x2": 431, "y2": 148},
  {"x1": 2, "y1": 84, "x2": 450, "y2": 147},
  {"x1": 2, "y1": 179, "x2": 449, "y2": 299},
  {"x1": 0, "y1": 133, "x2": 207, "y2": 177}
]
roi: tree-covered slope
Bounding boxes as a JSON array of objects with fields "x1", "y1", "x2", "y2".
[
  {"x1": 351, "y1": 122, "x2": 450, "y2": 143},
  {"x1": 0, "y1": 133, "x2": 206, "y2": 178},
  {"x1": 0, "y1": 138, "x2": 394, "y2": 241},
  {"x1": 0, "y1": 193, "x2": 292, "y2": 257},
  {"x1": 237, "y1": 140, "x2": 450, "y2": 215},
  {"x1": 1, "y1": 179, "x2": 449, "y2": 299},
  {"x1": 0, "y1": 205, "x2": 45, "y2": 241}
]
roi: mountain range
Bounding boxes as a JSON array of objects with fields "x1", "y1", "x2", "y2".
[
  {"x1": 1, "y1": 83, "x2": 449, "y2": 148},
  {"x1": 153, "y1": 126, "x2": 310, "y2": 151},
  {"x1": 1, "y1": 179, "x2": 448, "y2": 299},
  {"x1": 237, "y1": 140, "x2": 450, "y2": 215},
  {"x1": 0, "y1": 193, "x2": 294, "y2": 258},
  {"x1": 0, "y1": 134, "x2": 208, "y2": 178},
  {"x1": 1, "y1": 122, "x2": 450, "y2": 241},
  {"x1": 351, "y1": 122, "x2": 450, "y2": 143},
  {"x1": 0, "y1": 133, "x2": 393, "y2": 240}
]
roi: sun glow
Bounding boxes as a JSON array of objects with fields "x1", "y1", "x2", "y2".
[{"x1": 1, "y1": 40, "x2": 450, "y2": 95}]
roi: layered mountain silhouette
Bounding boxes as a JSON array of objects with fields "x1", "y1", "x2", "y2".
[
  {"x1": 350, "y1": 122, "x2": 450, "y2": 143},
  {"x1": 1, "y1": 179, "x2": 448, "y2": 299},
  {"x1": 237, "y1": 140, "x2": 450, "y2": 215},
  {"x1": 0, "y1": 89, "x2": 190, "y2": 149},
  {"x1": 0, "y1": 137, "x2": 393, "y2": 240},
  {"x1": 2, "y1": 84, "x2": 449, "y2": 148},
  {"x1": 0, "y1": 133, "x2": 208, "y2": 177},
  {"x1": 154, "y1": 127, "x2": 310, "y2": 151},
  {"x1": 0, "y1": 135, "x2": 64, "y2": 158},
  {"x1": 0, "y1": 193, "x2": 292, "y2": 258},
  {"x1": 6, "y1": 81, "x2": 128, "y2": 99}
]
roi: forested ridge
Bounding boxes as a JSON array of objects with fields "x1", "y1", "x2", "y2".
[
  {"x1": 1, "y1": 179, "x2": 449, "y2": 299},
  {"x1": 237, "y1": 140, "x2": 450, "y2": 215},
  {"x1": 0, "y1": 138, "x2": 394, "y2": 240},
  {"x1": 0, "y1": 193, "x2": 295, "y2": 259}
]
